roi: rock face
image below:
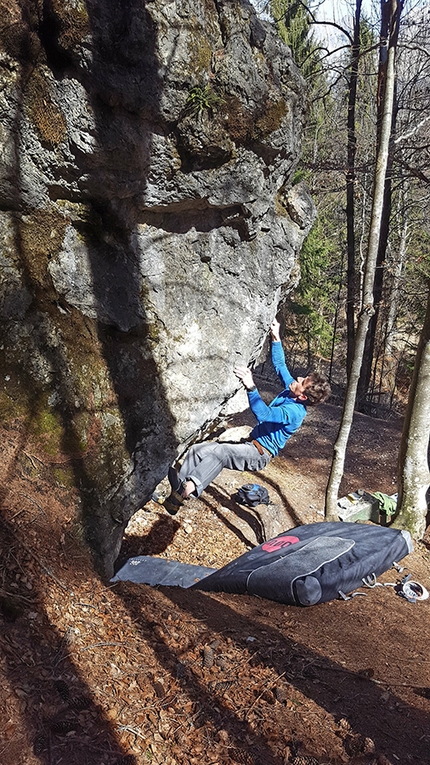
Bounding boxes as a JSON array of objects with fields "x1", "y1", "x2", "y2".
[{"x1": 0, "y1": 0, "x2": 315, "y2": 577}]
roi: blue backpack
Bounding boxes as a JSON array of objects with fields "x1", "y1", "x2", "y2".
[{"x1": 236, "y1": 483, "x2": 270, "y2": 508}]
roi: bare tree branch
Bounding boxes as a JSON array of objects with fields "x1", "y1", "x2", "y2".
[
  {"x1": 395, "y1": 158, "x2": 430, "y2": 185},
  {"x1": 394, "y1": 113, "x2": 430, "y2": 146}
]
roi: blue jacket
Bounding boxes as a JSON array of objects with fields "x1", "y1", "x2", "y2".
[{"x1": 248, "y1": 341, "x2": 307, "y2": 456}]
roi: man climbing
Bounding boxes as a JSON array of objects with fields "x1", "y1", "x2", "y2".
[{"x1": 164, "y1": 318, "x2": 331, "y2": 515}]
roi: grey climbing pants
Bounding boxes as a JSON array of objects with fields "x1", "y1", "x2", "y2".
[{"x1": 177, "y1": 440, "x2": 271, "y2": 497}]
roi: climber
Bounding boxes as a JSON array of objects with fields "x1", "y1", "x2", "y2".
[{"x1": 163, "y1": 318, "x2": 331, "y2": 515}]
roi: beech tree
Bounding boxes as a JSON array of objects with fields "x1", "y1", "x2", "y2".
[
  {"x1": 393, "y1": 283, "x2": 430, "y2": 538},
  {"x1": 270, "y1": 0, "x2": 381, "y2": 376},
  {"x1": 356, "y1": 0, "x2": 402, "y2": 407},
  {"x1": 356, "y1": 0, "x2": 430, "y2": 410},
  {"x1": 345, "y1": 0, "x2": 361, "y2": 374},
  {"x1": 325, "y1": 0, "x2": 403, "y2": 520}
]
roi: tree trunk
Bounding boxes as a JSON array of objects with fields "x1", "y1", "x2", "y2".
[
  {"x1": 346, "y1": 0, "x2": 362, "y2": 374},
  {"x1": 385, "y1": 189, "x2": 408, "y2": 359},
  {"x1": 357, "y1": 167, "x2": 392, "y2": 409},
  {"x1": 325, "y1": 0, "x2": 402, "y2": 520},
  {"x1": 393, "y1": 284, "x2": 430, "y2": 539},
  {"x1": 356, "y1": 0, "x2": 402, "y2": 408},
  {"x1": 383, "y1": 185, "x2": 408, "y2": 395}
]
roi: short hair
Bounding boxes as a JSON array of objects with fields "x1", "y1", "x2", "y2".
[{"x1": 305, "y1": 373, "x2": 331, "y2": 405}]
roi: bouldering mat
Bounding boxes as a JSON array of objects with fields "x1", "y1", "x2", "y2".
[{"x1": 111, "y1": 522, "x2": 413, "y2": 606}]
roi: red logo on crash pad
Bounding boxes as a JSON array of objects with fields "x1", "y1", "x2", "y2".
[{"x1": 262, "y1": 535, "x2": 300, "y2": 553}]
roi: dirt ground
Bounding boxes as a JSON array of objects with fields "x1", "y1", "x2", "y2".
[{"x1": 0, "y1": 401, "x2": 429, "y2": 765}]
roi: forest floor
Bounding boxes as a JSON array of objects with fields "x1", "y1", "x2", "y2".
[{"x1": 0, "y1": 398, "x2": 429, "y2": 765}]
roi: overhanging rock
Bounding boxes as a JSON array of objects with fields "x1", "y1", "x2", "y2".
[{"x1": 0, "y1": 0, "x2": 315, "y2": 577}]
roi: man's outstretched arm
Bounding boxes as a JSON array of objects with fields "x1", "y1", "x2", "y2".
[
  {"x1": 233, "y1": 318, "x2": 288, "y2": 396},
  {"x1": 270, "y1": 319, "x2": 294, "y2": 389}
]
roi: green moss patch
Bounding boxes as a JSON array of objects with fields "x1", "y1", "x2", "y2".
[
  {"x1": 255, "y1": 98, "x2": 288, "y2": 137},
  {"x1": 20, "y1": 207, "x2": 68, "y2": 286},
  {"x1": 52, "y1": 465, "x2": 76, "y2": 488},
  {"x1": 50, "y1": 0, "x2": 90, "y2": 51},
  {"x1": 28, "y1": 395, "x2": 65, "y2": 455},
  {"x1": 25, "y1": 68, "x2": 67, "y2": 148},
  {"x1": 0, "y1": 391, "x2": 22, "y2": 421}
]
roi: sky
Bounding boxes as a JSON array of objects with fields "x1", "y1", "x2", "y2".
[
  {"x1": 250, "y1": 0, "x2": 377, "y2": 21},
  {"x1": 317, "y1": 0, "x2": 376, "y2": 22},
  {"x1": 249, "y1": 0, "x2": 379, "y2": 49},
  {"x1": 315, "y1": 0, "x2": 378, "y2": 47}
]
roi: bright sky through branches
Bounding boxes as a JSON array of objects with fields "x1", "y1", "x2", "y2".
[
  {"x1": 250, "y1": 0, "x2": 379, "y2": 50},
  {"x1": 315, "y1": 0, "x2": 377, "y2": 48}
]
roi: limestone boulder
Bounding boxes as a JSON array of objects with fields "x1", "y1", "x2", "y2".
[{"x1": 0, "y1": 0, "x2": 315, "y2": 577}]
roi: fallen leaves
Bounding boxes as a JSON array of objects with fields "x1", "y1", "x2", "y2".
[{"x1": 0, "y1": 417, "x2": 429, "y2": 765}]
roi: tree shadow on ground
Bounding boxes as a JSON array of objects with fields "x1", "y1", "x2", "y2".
[
  {"x1": 115, "y1": 583, "x2": 429, "y2": 765},
  {"x1": 114, "y1": 585, "x2": 287, "y2": 765},
  {"x1": 204, "y1": 484, "x2": 264, "y2": 545},
  {"x1": 0, "y1": 472, "x2": 133, "y2": 765},
  {"x1": 115, "y1": 514, "x2": 181, "y2": 569}
]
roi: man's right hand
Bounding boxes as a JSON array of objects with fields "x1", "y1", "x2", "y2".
[
  {"x1": 234, "y1": 366, "x2": 255, "y2": 391},
  {"x1": 270, "y1": 319, "x2": 281, "y2": 342}
]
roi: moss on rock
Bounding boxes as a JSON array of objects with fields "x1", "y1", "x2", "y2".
[
  {"x1": 0, "y1": 0, "x2": 42, "y2": 61},
  {"x1": 20, "y1": 207, "x2": 68, "y2": 286},
  {"x1": 0, "y1": 391, "x2": 22, "y2": 421},
  {"x1": 224, "y1": 94, "x2": 288, "y2": 145},
  {"x1": 52, "y1": 465, "x2": 76, "y2": 488},
  {"x1": 255, "y1": 98, "x2": 288, "y2": 138},
  {"x1": 49, "y1": 0, "x2": 90, "y2": 52},
  {"x1": 224, "y1": 95, "x2": 254, "y2": 142},
  {"x1": 25, "y1": 68, "x2": 67, "y2": 148}
]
